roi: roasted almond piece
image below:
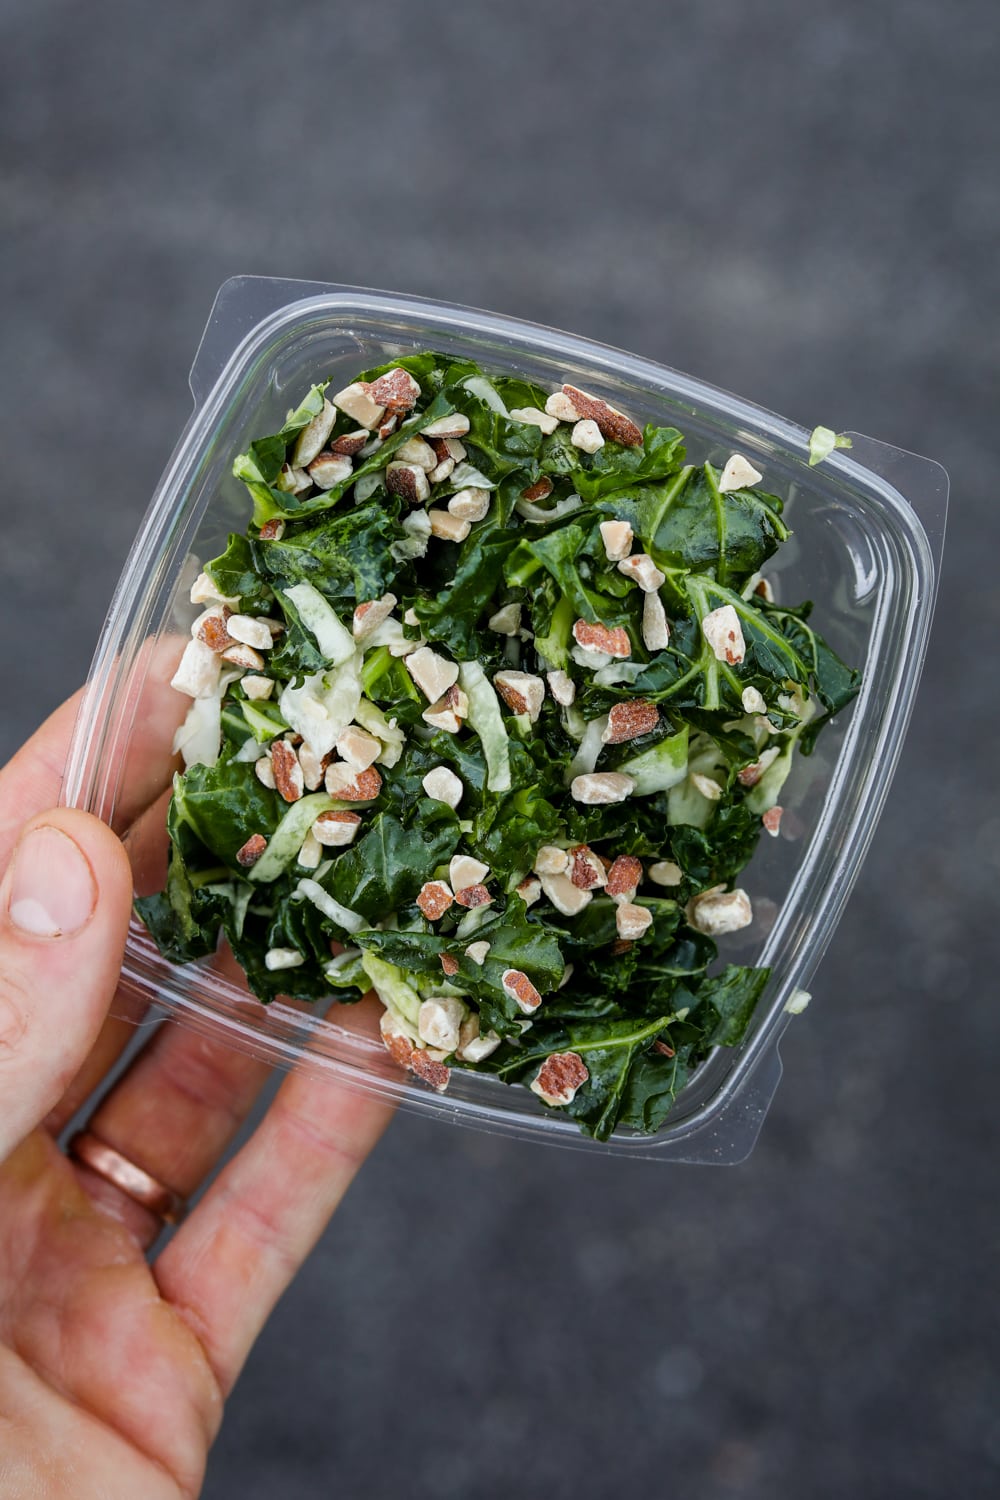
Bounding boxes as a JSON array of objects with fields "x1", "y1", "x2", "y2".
[
  {"x1": 236, "y1": 833, "x2": 268, "y2": 867},
  {"x1": 429, "y1": 435, "x2": 467, "y2": 464},
  {"x1": 544, "y1": 391, "x2": 582, "y2": 423},
  {"x1": 648, "y1": 860, "x2": 683, "y2": 886},
  {"x1": 395, "y1": 435, "x2": 438, "y2": 471},
  {"x1": 571, "y1": 418, "x2": 604, "y2": 453},
  {"x1": 602, "y1": 699, "x2": 660, "y2": 744},
  {"x1": 422, "y1": 765, "x2": 464, "y2": 808},
  {"x1": 409, "y1": 1049, "x2": 451, "y2": 1092},
  {"x1": 617, "y1": 554, "x2": 666, "y2": 593},
  {"x1": 572, "y1": 620, "x2": 631, "y2": 658},
  {"x1": 323, "y1": 764, "x2": 383, "y2": 801},
  {"x1": 418, "y1": 995, "x2": 465, "y2": 1051},
  {"x1": 276, "y1": 462, "x2": 311, "y2": 494},
  {"x1": 428, "y1": 508, "x2": 471, "y2": 541},
  {"x1": 335, "y1": 725, "x2": 382, "y2": 770},
  {"x1": 509, "y1": 405, "x2": 559, "y2": 434},
  {"x1": 353, "y1": 593, "x2": 398, "y2": 640},
  {"x1": 271, "y1": 740, "x2": 305, "y2": 802},
  {"x1": 291, "y1": 398, "x2": 337, "y2": 466},
  {"x1": 447, "y1": 487, "x2": 491, "y2": 522},
  {"x1": 332, "y1": 382, "x2": 385, "y2": 429},
  {"x1": 440, "y1": 953, "x2": 460, "y2": 977},
  {"x1": 258, "y1": 517, "x2": 286, "y2": 541},
  {"x1": 686, "y1": 885, "x2": 753, "y2": 936},
  {"x1": 568, "y1": 845, "x2": 606, "y2": 891},
  {"x1": 701, "y1": 605, "x2": 746, "y2": 665},
  {"x1": 741, "y1": 686, "x2": 768, "y2": 715},
  {"x1": 530, "y1": 1051, "x2": 589, "y2": 1106},
  {"x1": 546, "y1": 670, "x2": 576, "y2": 706},
  {"x1": 194, "y1": 606, "x2": 234, "y2": 653},
  {"x1": 537, "y1": 869, "x2": 592, "y2": 915},
  {"x1": 738, "y1": 745, "x2": 781, "y2": 787},
  {"x1": 502, "y1": 969, "x2": 542, "y2": 1014},
  {"x1": 718, "y1": 453, "x2": 763, "y2": 493},
  {"x1": 494, "y1": 670, "x2": 545, "y2": 721},
  {"x1": 516, "y1": 876, "x2": 542, "y2": 908},
  {"x1": 450, "y1": 853, "x2": 489, "y2": 889},
  {"x1": 386, "y1": 462, "x2": 430, "y2": 504},
  {"x1": 313, "y1": 810, "x2": 363, "y2": 846},
  {"x1": 570, "y1": 772, "x2": 636, "y2": 805},
  {"x1": 615, "y1": 902, "x2": 652, "y2": 940},
  {"x1": 454, "y1": 884, "x2": 493, "y2": 909},
  {"x1": 221, "y1": 642, "x2": 266, "y2": 671},
  {"x1": 416, "y1": 880, "x2": 454, "y2": 920},
  {"x1": 428, "y1": 457, "x2": 455, "y2": 484},
  {"x1": 762, "y1": 805, "x2": 783, "y2": 837},
  {"x1": 605, "y1": 855, "x2": 643, "y2": 899},
  {"x1": 488, "y1": 602, "x2": 522, "y2": 636},
  {"x1": 380, "y1": 1009, "x2": 416, "y2": 1069},
  {"x1": 369, "y1": 367, "x2": 421, "y2": 413},
  {"x1": 562, "y1": 384, "x2": 643, "y2": 447},
  {"x1": 227, "y1": 614, "x2": 275, "y2": 650},
  {"x1": 642, "y1": 591, "x2": 671, "y2": 651},
  {"x1": 254, "y1": 755, "x2": 276, "y2": 789},
  {"x1": 422, "y1": 412, "x2": 471, "y2": 439},
  {"x1": 521, "y1": 476, "x2": 554, "y2": 501},
  {"x1": 331, "y1": 428, "x2": 370, "y2": 456},
  {"x1": 599, "y1": 519, "x2": 633, "y2": 561},
  {"x1": 406, "y1": 647, "x2": 459, "y2": 701},
  {"x1": 171, "y1": 637, "x2": 224, "y2": 698},
  {"x1": 242, "y1": 674, "x2": 274, "y2": 700}
]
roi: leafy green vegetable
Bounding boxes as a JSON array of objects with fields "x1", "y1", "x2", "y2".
[
  {"x1": 141, "y1": 352, "x2": 861, "y2": 1139},
  {"x1": 808, "y1": 426, "x2": 853, "y2": 466}
]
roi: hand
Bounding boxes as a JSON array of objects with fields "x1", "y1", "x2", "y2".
[{"x1": 0, "y1": 689, "x2": 391, "y2": 1498}]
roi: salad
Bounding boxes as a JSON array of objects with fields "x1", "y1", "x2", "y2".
[{"x1": 138, "y1": 352, "x2": 859, "y2": 1140}]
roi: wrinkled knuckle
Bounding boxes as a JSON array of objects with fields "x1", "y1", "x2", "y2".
[{"x1": 0, "y1": 976, "x2": 31, "y2": 1057}]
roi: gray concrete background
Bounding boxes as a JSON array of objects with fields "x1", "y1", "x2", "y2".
[{"x1": 2, "y1": 1, "x2": 998, "y2": 1496}]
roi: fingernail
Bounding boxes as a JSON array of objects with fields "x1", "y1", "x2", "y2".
[{"x1": 7, "y1": 826, "x2": 98, "y2": 938}]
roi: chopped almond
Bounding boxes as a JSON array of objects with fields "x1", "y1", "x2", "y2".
[
  {"x1": 236, "y1": 833, "x2": 267, "y2": 867},
  {"x1": 572, "y1": 619, "x2": 631, "y2": 658},
  {"x1": 369, "y1": 367, "x2": 421, "y2": 413},
  {"x1": 195, "y1": 608, "x2": 234, "y2": 653},
  {"x1": 494, "y1": 670, "x2": 545, "y2": 721},
  {"x1": 701, "y1": 605, "x2": 746, "y2": 665},
  {"x1": 568, "y1": 845, "x2": 607, "y2": 891},
  {"x1": 642, "y1": 591, "x2": 671, "y2": 651},
  {"x1": 502, "y1": 969, "x2": 542, "y2": 1014},
  {"x1": 409, "y1": 1049, "x2": 451, "y2": 1091},
  {"x1": 571, "y1": 418, "x2": 604, "y2": 453},
  {"x1": 323, "y1": 763, "x2": 383, "y2": 801},
  {"x1": 440, "y1": 953, "x2": 460, "y2": 977},
  {"x1": 221, "y1": 642, "x2": 265, "y2": 671},
  {"x1": 331, "y1": 428, "x2": 369, "y2": 456},
  {"x1": 353, "y1": 593, "x2": 398, "y2": 640},
  {"x1": 530, "y1": 1051, "x2": 589, "y2": 1107},
  {"x1": 271, "y1": 740, "x2": 304, "y2": 802},
  {"x1": 416, "y1": 880, "x2": 454, "y2": 920},
  {"x1": 454, "y1": 884, "x2": 493, "y2": 909},
  {"x1": 616, "y1": 902, "x2": 652, "y2": 940},
  {"x1": 762, "y1": 805, "x2": 783, "y2": 837},
  {"x1": 386, "y1": 462, "x2": 430, "y2": 504},
  {"x1": 258, "y1": 517, "x2": 286, "y2": 541},
  {"x1": 313, "y1": 810, "x2": 363, "y2": 847},
  {"x1": 570, "y1": 772, "x2": 635, "y2": 805},
  {"x1": 562, "y1": 384, "x2": 643, "y2": 447},
  {"x1": 599, "y1": 519, "x2": 633, "y2": 561},
  {"x1": 422, "y1": 413, "x2": 471, "y2": 439},
  {"x1": 602, "y1": 699, "x2": 659, "y2": 744},
  {"x1": 521, "y1": 476, "x2": 554, "y2": 501},
  {"x1": 605, "y1": 855, "x2": 643, "y2": 899}
]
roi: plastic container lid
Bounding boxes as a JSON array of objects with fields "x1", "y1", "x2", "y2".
[{"x1": 62, "y1": 277, "x2": 948, "y2": 1163}]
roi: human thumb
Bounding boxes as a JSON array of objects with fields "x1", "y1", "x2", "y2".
[{"x1": 0, "y1": 809, "x2": 132, "y2": 1159}]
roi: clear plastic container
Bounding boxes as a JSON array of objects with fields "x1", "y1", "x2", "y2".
[{"x1": 62, "y1": 277, "x2": 948, "y2": 1163}]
